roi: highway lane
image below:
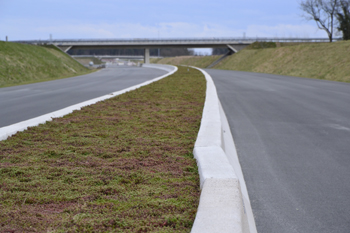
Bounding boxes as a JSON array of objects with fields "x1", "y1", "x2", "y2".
[
  {"x1": 205, "y1": 69, "x2": 350, "y2": 233},
  {"x1": 0, "y1": 65, "x2": 167, "y2": 128}
]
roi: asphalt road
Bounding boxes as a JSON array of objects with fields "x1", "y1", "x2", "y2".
[
  {"x1": 0, "y1": 65, "x2": 167, "y2": 128},
  {"x1": 205, "y1": 69, "x2": 350, "y2": 233}
]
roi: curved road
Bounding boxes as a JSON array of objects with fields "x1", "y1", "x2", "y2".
[
  {"x1": 0, "y1": 65, "x2": 167, "y2": 128},
  {"x1": 205, "y1": 69, "x2": 350, "y2": 233}
]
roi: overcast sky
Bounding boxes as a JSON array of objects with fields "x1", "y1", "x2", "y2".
[{"x1": 1, "y1": 0, "x2": 328, "y2": 41}]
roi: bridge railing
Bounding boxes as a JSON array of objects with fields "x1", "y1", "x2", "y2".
[{"x1": 12, "y1": 37, "x2": 342, "y2": 44}]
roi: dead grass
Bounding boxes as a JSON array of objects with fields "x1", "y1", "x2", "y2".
[{"x1": 0, "y1": 66, "x2": 206, "y2": 232}]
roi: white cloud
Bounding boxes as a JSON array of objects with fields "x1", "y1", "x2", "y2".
[
  {"x1": 33, "y1": 22, "x2": 244, "y2": 39},
  {"x1": 35, "y1": 24, "x2": 115, "y2": 39},
  {"x1": 36, "y1": 22, "x2": 326, "y2": 39},
  {"x1": 1, "y1": 19, "x2": 327, "y2": 41}
]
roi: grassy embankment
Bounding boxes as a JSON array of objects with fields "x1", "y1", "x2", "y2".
[
  {"x1": 153, "y1": 41, "x2": 350, "y2": 82},
  {"x1": 0, "y1": 42, "x2": 93, "y2": 88},
  {"x1": 0, "y1": 66, "x2": 205, "y2": 232}
]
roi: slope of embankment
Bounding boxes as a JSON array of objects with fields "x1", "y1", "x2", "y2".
[
  {"x1": 153, "y1": 41, "x2": 350, "y2": 83},
  {"x1": 0, "y1": 42, "x2": 92, "y2": 88}
]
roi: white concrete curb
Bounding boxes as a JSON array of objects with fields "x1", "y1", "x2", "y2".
[
  {"x1": 190, "y1": 67, "x2": 257, "y2": 233},
  {"x1": 142, "y1": 64, "x2": 176, "y2": 73},
  {"x1": 0, "y1": 64, "x2": 177, "y2": 141}
]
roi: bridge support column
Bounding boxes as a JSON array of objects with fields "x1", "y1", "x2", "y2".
[{"x1": 144, "y1": 48, "x2": 150, "y2": 64}]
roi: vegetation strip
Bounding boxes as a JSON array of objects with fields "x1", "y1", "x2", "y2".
[
  {"x1": 0, "y1": 42, "x2": 93, "y2": 88},
  {"x1": 0, "y1": 66, "x2": 206, "y2": 232},
  {"x1": 154, "y1": 41, "x2": 350, "y2": 83},
  {"x1": 151, "y1": 56, "x2": 221, "y2": 69}
]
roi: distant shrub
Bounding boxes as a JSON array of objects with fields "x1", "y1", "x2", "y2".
[{"x1": 246, "y1": 42, "x2": 277, "y2": 49}]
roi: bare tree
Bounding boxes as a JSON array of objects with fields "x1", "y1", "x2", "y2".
[{"x1": 300, "y1": 0, "x2": 339, "y2": 42}]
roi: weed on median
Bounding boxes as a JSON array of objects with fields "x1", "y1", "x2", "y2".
[{"x1": 0, "y1": 66, "x2": 206, "y2": 232}]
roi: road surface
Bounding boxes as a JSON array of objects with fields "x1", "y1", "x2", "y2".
[
  {"x1": 0, "y1": 65, "x2": 167, "y2": 128},
  {"x1": 205, "y1": 69, "x2": 350, "y2": 233}
]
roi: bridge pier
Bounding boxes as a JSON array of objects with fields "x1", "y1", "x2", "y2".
[{"x1": 144, "y1": 48, "x2": 150, "y2": 64}]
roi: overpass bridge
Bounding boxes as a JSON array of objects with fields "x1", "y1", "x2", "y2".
[{"x1": 14, "y1": 37, "x2": 338, "y2": 63}]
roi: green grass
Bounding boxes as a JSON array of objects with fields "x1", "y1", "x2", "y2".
[
  {"x1": 153, "y1": 41, "x2": 350, "y2": 83},
  {"x1": 0, "y1": 42, "x2": 93, "y2": 88},
  {"x1": 0, "y1": 66, "x2": 205, "y2": 232},
  {"x1": 215, "y1": 40, "x2": 350, "y2": 82}
]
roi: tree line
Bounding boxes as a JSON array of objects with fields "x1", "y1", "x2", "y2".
[{"x1": 300, "y1": 0, "x2": 350, "y2": 41}]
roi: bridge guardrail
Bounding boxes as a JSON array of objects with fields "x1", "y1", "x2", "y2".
[{"x1": 12, "y1": 37, "x2": 342, "y2": 45}]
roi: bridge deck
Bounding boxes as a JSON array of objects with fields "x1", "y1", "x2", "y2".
[{"x1": 13, "y1": 37, "x2": 337, "y2": 47}]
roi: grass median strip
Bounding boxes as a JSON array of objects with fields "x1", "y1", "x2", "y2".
[{"x1": 0, "y1": 66, "x2": 206, "y2": 232}]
